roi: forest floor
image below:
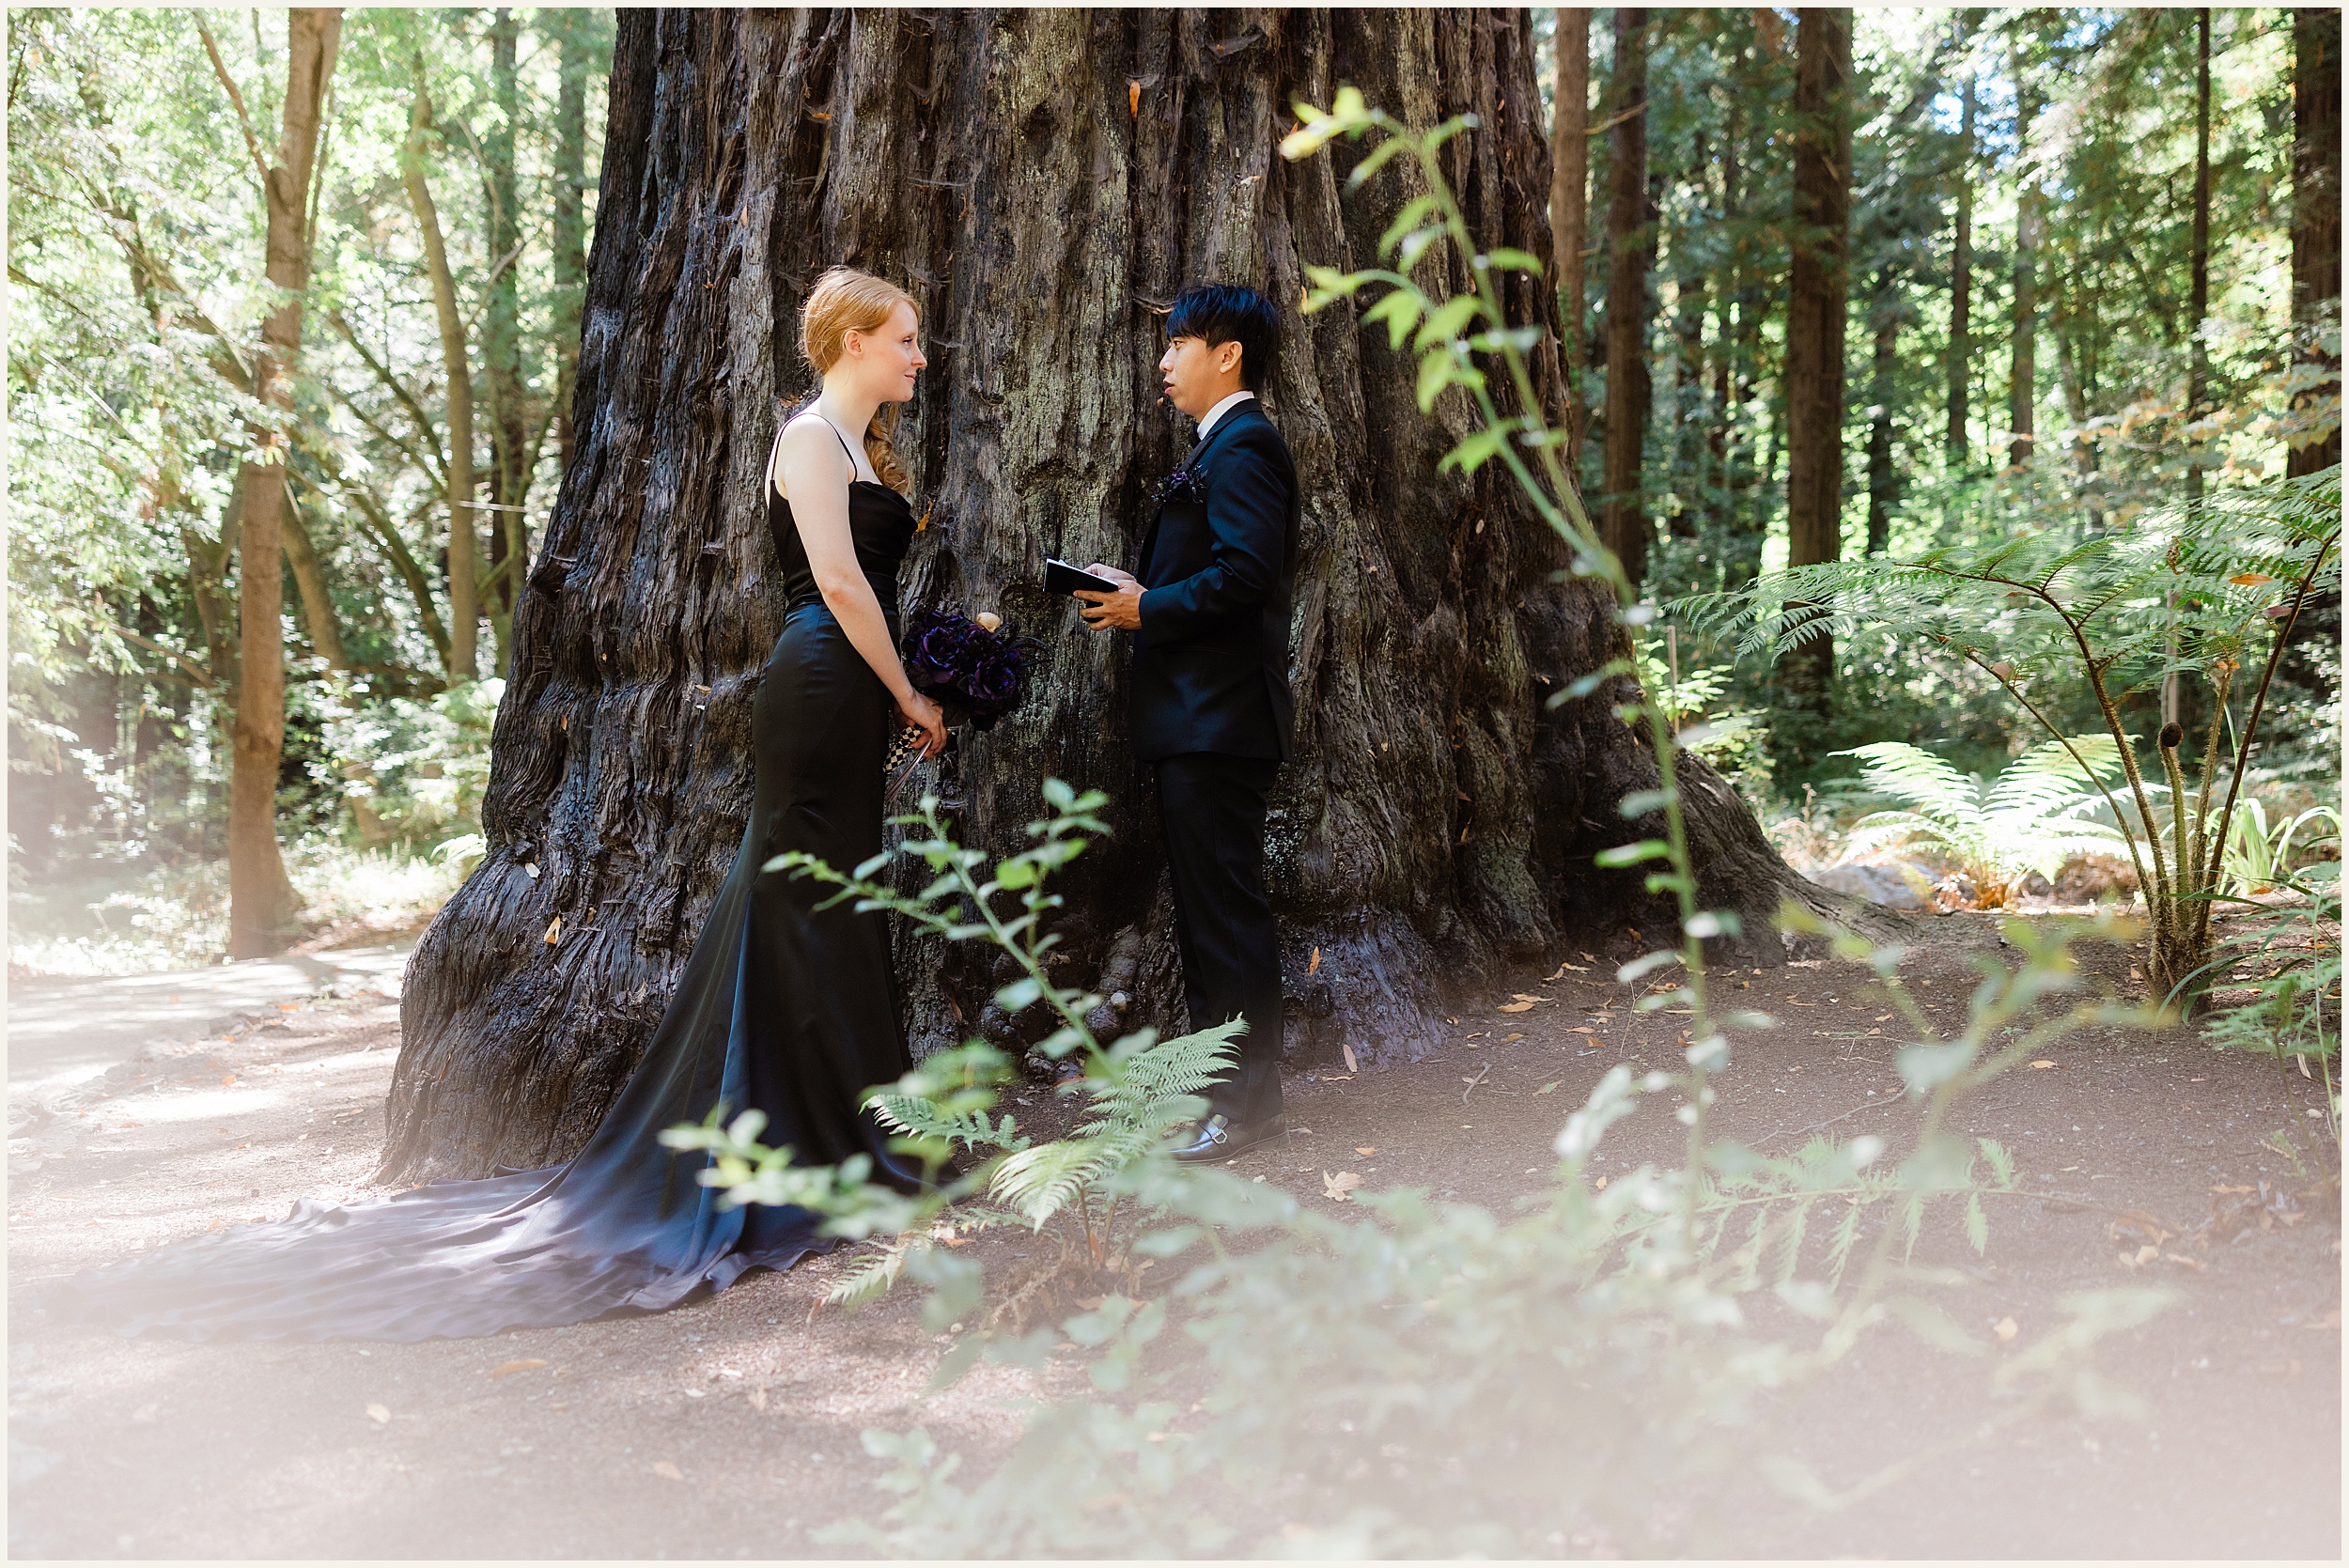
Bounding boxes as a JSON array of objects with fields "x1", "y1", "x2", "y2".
[{"x1": 7, "y1": 908, "x2": 2339, "y2": 1559}]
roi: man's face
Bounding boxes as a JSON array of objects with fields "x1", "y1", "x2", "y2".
[{"x1": 1159, "y1": 333, "x2": 1245, "y2": 421}]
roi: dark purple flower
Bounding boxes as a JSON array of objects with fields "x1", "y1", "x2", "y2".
[
  {"x1": 1153, "y1": 466, "x2": 1206, "y2": 508},
  {"x1": 897, "y1": 609, "x2": 1039, "y2": 731}
]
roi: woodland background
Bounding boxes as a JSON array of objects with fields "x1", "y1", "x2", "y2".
[{"x1": 8, "y1": 6, "x2": 2339, "y2": 976}]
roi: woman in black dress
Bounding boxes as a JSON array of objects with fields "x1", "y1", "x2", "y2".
[{"x1": 61, "y1": 268, "x2": 945, "y2": 1343}]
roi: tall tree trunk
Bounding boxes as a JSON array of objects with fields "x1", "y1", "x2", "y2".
[
  {"x1": 2008, "y1": 57, "x2": 2039, "y2": 471},
  {"x1": 381, "y1": 8, "x2": 1832, "y2": 1183},
  {"x1": 1600, "y1": 7, "x2": 1652, "y2": 589},
  {"x1": 1550, "y1": 8, "x2": 1590, "y2": 462},
  {"x1": 226, "y1": 8, "x2": 340, "y2": 959},
  {"x1": 405, "y1": 72, "x2": 479, "y2": 684},
  {"x1": 1670, "y1": 130, "x2": 1708, "y2": 544},
  {"x1": 2186, "y1": 7, "x2": 2213, "y2": 502},
  {"x1": 2289, "y1": 6, "x2": 2342, "y2": 477},
  {"x1": 551, "y1": 10, "x2": 592, "y2": 479},
  {"x1": 1777, "y1": 8, "x2": 1850, "y2": 722},
  {"x1": 483, "y1": 8, "x2": 527, "y2": 674},
  {"x1": 1865, "y1": 265, "x2": 1899, "y2": 556},
  {"x1": 281, "y1": 490, "x2": 349, "y2": 670},
  {"x1": 1946, "y1": 65, "x2": 1974, "y2": 468}
]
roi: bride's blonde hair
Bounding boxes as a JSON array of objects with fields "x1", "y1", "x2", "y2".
[{"x1": 796, "y1": 265, "x2": 917, "y2": 494}]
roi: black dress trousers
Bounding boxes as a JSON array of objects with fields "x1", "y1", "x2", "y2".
[{"x1": 1155, "y1": 752, "x2": 1284, "y2": 1125}]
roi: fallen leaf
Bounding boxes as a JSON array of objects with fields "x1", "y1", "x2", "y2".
[
  {"x1": 1993, "y1": 1316, "x2": 2018, "y2": 1342},
  {"x1": 749, "y1": 1387, "x2": 769, "y2": 1410},
  {"x1": 1594, "y1": 1174, "x2": 1609, "y2": 1189},
  {"x1": 2163, "y1": 1252, "x2": 2206, "y2": 1271},
  {"x1": 1568, "y1": 1026, "x2": 1596, "y2": 1034},
  {"x1": 220, "y1": 1075, "x2": 237, "y2": 1087},
  {"x1": 2109, "y1": 1210, "x2": 2171, "y2": 1246},
  {"x1": 1355, "y1": 1147, "x2": 1377, "y2": 1157},
  {"x1": 2030, "y1": 1060, "x2": 2057, "y2": 1069},
  {"x1": 652, "y1": 1460, "x2": 684, "y2": 1481},
  {"x1": 1077, "y1": 1296, "x2": 1107, "y2": 1310},
  {"x1": 2230, "y1": 571, "x2": 2275, "y2": 585},
  {"x1": 1308, "y1": 945, "x2": 1322, "y2": 975},
  {"x1": 544, "y1": 916, "x2": 562, "y2": 945},
  {"x1": 490, "y1": 1358, "x2": 547, "y2": 1378},
  {"x1": 1128, "y1": 77, "x2": 1141, "y2": 116},
  {"x1": 1341, "y1": 1040, "x2": 1360, "y2": 1074},
  {"x1": 1535, "y1": 1080, "x2": 1560, "y2": 1095},
  {"x1": 1321, "y1": 1170, "x2": 1364, "y2": 1201},
  {"x1": 1501, "y1": 1033, "x2": 1523, "y2": 1044},
  {"x1": 2212, "y1": 1185, "x2": 2257, "y2": 1194},
  {"x1": 1510, "y1": 993, "x2": 1545, "y2": 1003},
  {"x1": 1319, "y1": 1075, "x2": 1354, "y2": 1082},
  {"x1": 366, "y1": 1404, "x2": 391, "y2": 1425},
  {"x1": 1499, "y1": 1001, "x2": 1533, "y2": 1014},
  {"x1": 2135, "y1": 1243, "x2": 2160, "y2": 1265},
  {"x1": 277, "y1": 1002, "x2": 299, "y2": 1012}
]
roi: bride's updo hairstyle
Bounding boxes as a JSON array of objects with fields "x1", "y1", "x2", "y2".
[{"x1": 798, "y1": 265, "x2": 916, "y2": 494}]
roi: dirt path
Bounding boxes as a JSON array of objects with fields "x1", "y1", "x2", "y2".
[{"x1": 8, "y1": 913, "x2": 2338, "y2": 1558}]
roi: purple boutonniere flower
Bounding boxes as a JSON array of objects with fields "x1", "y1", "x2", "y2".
[{"x1": 1152, "y1": 466, "x2": 1206, "y2": 508}]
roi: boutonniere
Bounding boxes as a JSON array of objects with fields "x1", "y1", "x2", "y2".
[{"x1": 1152, "y1": 466, "x2": 1206, "y2": 507}]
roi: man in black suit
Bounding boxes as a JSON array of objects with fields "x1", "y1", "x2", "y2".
[{"x1": 1076, "y1": 284, "x2": 1299, "y2": 1161}]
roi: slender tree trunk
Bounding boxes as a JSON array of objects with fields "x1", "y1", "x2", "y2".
[
  {"x1": 226, "y1": 8, "x2": 340, "y2": 959},
  {"x1": 1550, "y1": 8, "x2": 1590, "y2": 462},
  {"x1": 1777, "y1": 8, "x2": 1851, "y2": 722},
  {"x1": 483, "y1": 9, "x2": 527, "y2": 674},
  {"x1": 2008, "y1": 58, "x2": 2039, "y2": 471},
  {"x1": 1947, "y1": 67, "x2": 1974, "y2": 467},
  {"x1": 381, "y1": 8, "x2": 1834, "y2": 1182},
  {"x1": 1601, "y1": 7, "x2": 1652, "y2": 588},
  {"x1": 2055, "y1": 287, "x2": 2104, "y2": 531},
  {"x1": 552, "y1": 10, "x2": 592, "y2": 479},
  {"x1": 2186, "y1": 7, "x2": 2213, "y2": 501},
  {"x1": 405, "y1": 73, "x2": 479, "y2": 684},
  {"x1": 1670, "y1": 130, "x2": 1708, "y2": 543},
  {"x1": 2289, "y1": 6, "x2": 2342, "y2": 477},
  {"x1": 1865, "y1": 266, "x2": 1899, "y2": 556},
  {"x1": 281, "y1": 491, "x2": 349, "y2": 670}
]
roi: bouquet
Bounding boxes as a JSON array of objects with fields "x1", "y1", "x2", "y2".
[{"x1": 883, "y1": 608, "x2": 1039, "y2": 796}]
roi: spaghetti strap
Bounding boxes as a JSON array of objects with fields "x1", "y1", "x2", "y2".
[{"x1": 769, "y1": 410, "x2": 866, "y2": 498}]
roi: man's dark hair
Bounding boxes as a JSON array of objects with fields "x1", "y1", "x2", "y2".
[{"x1": 1165, "y1": 284, "x2": 1282, "y2": 391}]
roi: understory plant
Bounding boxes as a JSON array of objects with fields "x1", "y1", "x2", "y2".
[
  {"x1": 2197, "y1": 860, "x2": 2342, "y2": 1162},
  {"x1": 1689, "y1": 470, "x2": 2341, "y2": 1007},
  {"x1": 1834, "y1": 737, "x2": 2131, "y2": 907}
]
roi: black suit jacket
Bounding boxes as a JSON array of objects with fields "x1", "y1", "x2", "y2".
[{"x1": 1130, "y1": 400, "x2": 1299, "y2": 763}]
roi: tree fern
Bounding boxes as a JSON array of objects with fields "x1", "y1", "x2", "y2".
[{"x1": 1836, "y1": 738, "x2": 2130, "y2": 902}]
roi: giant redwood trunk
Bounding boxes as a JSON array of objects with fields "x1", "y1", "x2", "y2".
[{"x1": 381, "y1": 8, "x2": 1828, "y2": 1183}]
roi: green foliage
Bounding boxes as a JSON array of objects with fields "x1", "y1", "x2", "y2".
[
  {"x1": 1835, "y1": 737, "x2": 2129, "y2": 903},
  {"x1": 309, "y1": 677, "x2": 503, "y2": 855},
  {"x1": 1688, "y1": 469, "x2": 2341, "y2": 1001}
]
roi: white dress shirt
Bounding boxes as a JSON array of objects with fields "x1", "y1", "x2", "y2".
[{"x1": 1194, "y1": 389, "x2": 1257, "y2": 441}]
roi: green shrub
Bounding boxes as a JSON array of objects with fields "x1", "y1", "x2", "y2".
[{"x1": 1835, "y1": 737, "x2": 2131, "y2": 905}]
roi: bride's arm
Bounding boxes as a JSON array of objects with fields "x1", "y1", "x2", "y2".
[{"x1": 773, "y1": 421, "x2": 945, "y2": 753}]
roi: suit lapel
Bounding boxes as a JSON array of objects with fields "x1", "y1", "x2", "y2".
[{"x1": 1139, "y1": 404, "x2": 1263, "y2": 577}]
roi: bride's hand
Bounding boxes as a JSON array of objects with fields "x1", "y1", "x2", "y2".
[{"x1": 895, "y1": 688, "x2": 947, "y2": 757}]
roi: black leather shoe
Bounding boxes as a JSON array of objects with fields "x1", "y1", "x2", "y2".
[{"x1": 1167, "y1": 1112, "x2": 1287, "y2": 1163}]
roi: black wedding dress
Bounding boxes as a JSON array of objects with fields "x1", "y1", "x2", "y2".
[{"x1": 59, "y1": 462, "x2": 926, "y2": 1343}]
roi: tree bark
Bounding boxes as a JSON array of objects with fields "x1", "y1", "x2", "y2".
[
  {"x1": 1550, "y1": 8, "x2": 1590, "y2": 461},
  {"x1": 1946, "y1": 65, "x2": 1974, "y2": 467},
  {"x1": 382, "y1": 8, "x2": 1838, "y2": 1183},
  {"x1": 1600, "y1": 7, "x2": 1652, "y2": 589},
  {"x1": 405, "y1": 73, "x2": 479, "y2": 685},
  {"x1": 2289, "y1": 6, "x2": 2342, "y2": 477},
  {"x1": 1670, "y1": 130, "x2": 1708, "y2": 543},
  {"x1": 1777, "y1": 7, "x2": 1850, "y2": 720},
  {"x1": 2186, "y1": 7, "x2": 2212, "y2": 501},
  {"x1": 551, "y1": 10, "x2": 593, "y2": 479},
  {"x1": 226, "y1": 8, "x2": 340, "y2": 959}
]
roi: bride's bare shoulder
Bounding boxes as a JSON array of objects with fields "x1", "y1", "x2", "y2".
[{"x1": 768, "y1": 412, "x2": 846, "y2": 501}]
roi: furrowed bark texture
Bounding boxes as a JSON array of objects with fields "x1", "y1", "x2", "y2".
[{"x1": 384, "y1": 8, "x2": 1826, "y2": 1183}]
